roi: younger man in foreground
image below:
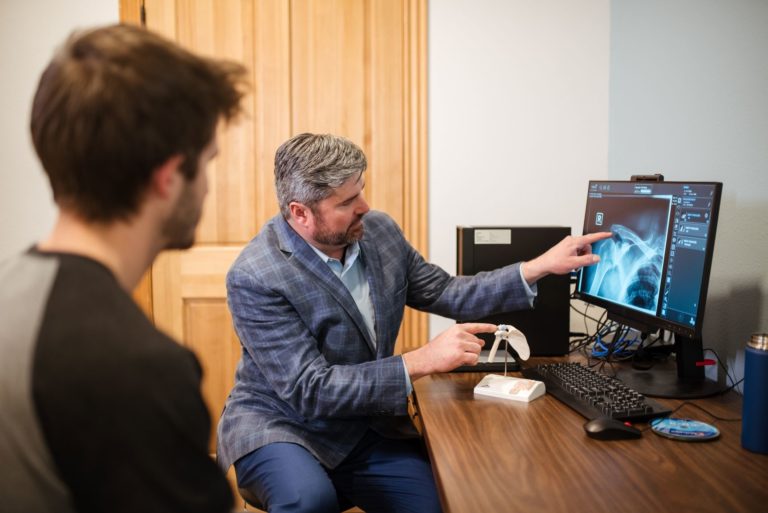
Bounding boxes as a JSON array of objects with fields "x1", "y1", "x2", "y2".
[{"x1": 0, "y1": 24, "x2": 246, "y2": 513}]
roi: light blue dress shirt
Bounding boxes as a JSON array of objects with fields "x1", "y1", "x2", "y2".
[
  {"x1": 310, "y1": 242, "x2": 537, "y2": 396},
  {"x1": 310, "y1": 242, "x2": 376, "y2": 343}
]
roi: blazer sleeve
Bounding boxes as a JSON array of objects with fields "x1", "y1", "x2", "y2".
[{"x1": 400, "y1": 236, "x2": 533, "y2": 320}]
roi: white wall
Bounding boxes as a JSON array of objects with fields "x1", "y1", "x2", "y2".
[
  {"x1": 609, "y1": 0, "x2": 768, "y2": 386},
  {"x1": 428, "y1": 0, "x2": 611, "y2": 337},
  {"x1": 0, "y1": 1, "x2": 118, "y2": 260}
]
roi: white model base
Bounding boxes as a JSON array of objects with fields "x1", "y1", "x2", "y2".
[{"x1": 473, "y1": 374, "x2": 546, "y2": 403}]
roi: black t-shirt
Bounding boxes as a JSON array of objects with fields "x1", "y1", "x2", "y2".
[{"x1": 0, "y1": 250, "x2": 233, "y2": 513}]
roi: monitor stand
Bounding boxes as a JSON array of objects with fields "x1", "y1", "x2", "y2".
[{"x1": 616, "y1": 334, "x2": 728, "y2": 399}]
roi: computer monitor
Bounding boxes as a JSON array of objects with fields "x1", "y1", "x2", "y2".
[{"x1": 574, "y1": 178, "x2": 723, "y2": 398}]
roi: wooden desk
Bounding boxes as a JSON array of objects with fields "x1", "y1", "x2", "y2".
[{"x1": 412, "y1": 357, "x2": 768, "y2": 513}]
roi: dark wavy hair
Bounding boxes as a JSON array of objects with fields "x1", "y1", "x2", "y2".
[{"x1": 30, "y1": 24, "x2": 248, "y2": 221}]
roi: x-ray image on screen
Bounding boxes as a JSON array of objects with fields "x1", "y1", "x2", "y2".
[{"x1": 580, "y1": 195, "x2": 672, "y2": 315}]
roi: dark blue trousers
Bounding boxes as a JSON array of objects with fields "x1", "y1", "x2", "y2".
[{"x1": 234, "y1": 430, "x2": 442, "y2": 513}]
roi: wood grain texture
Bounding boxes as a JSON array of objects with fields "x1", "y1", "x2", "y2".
[
  {"x1": 400, "y1": 0, "x2": 428, "y2": 353},
  {"x1": 143, "y1": 0, "x2": 176, "y2": 39},
  {"x1": 152, "y1": 247, "x2": 242, "y2": 340},
  {"x1": 252, "y1": 0, "x2": 290, "y2": 226},
  {"x1": 175, "y1": 0, "x2": 258, "y2": 244},
  {"x1": 118, "y1": 0, "x2": 142, "y2": 25},
  {"x1": 413, "y1": 356, "x2": 768, "y2": 513}
]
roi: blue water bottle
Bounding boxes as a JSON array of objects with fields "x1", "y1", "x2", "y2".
[{"x1": 742, "y1": 333, "x2": 768, "y2": 454}]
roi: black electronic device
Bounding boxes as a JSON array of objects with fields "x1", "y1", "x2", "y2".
[
  {"x1": 451, "y1": 349, "x2": 520, "y2": 374},
  {"x1": 573, "y1": 179, "x2": 723, "y2": 398},
  {"x1": 583, "y1": 417, "x2": 642, "y2": 440},
  {"x1": 456, "y1": 226, "x2": 571, "y2": 360}
]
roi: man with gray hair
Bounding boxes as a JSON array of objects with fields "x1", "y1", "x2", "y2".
[{"x1": 218, "y1": 133, "x2": 609, "y2": 513}]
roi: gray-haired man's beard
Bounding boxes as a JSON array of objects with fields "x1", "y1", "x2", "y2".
[{"x1": 313, "y1": 216, "x2": 365, "y2": 247}]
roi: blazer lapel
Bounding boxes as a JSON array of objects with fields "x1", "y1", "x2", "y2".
[{"x1": 275, "y1": 217, "x2": 377, "y2": 356}]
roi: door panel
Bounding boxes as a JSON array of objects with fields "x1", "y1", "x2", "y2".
[{"x1": 291, "y1": 0, "x2": 366, "y2": 143}]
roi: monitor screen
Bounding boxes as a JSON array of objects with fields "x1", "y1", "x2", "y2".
[{"x1": 575, "y1": 180, "x2": 721, "y2": 339}]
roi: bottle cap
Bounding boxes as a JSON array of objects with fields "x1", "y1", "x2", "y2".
[{"x1": 747, "y1": 333, "x2": 768, "y2": 351}]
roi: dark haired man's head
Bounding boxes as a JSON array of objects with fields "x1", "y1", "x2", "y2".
[{"x1": 30, "y1": 24, "x2": 247, "y2": 225}]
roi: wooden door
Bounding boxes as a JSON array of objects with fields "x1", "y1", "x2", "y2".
[{"x1": 120, "y1": 0, "x2": 427, "y2": 457}]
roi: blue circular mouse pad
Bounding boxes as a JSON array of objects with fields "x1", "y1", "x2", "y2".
[{"x1": 650, "y1": 418, "x2": 720, "y2": 442}]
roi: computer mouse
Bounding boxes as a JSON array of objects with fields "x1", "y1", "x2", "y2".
[{"x1": 583, "y1": 417, "x2": 642, "y2": 440}]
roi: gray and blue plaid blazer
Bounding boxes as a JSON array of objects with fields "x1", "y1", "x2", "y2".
[{"x1": 217, "y1": 211, "x2": 531, "y2": 470}]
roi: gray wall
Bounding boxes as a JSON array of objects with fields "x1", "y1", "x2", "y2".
[
  {"x1": 0, "y1": 1, "x2": 117, "y2": 259},
  {"x1": 610, "y1": 0, "x2": 768, "y2": 387}
]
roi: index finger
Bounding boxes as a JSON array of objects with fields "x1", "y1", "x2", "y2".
[
  {"x1": 580, "y1": 231, "x2": 613, "y2": 243},
  {"x1": 456, "y1": 322, "x2": 498, "y2": 335}
]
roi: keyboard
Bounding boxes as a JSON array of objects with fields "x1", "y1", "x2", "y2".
[{"x1": 521, "y1": 362, "x2": 672, "y2": 422}]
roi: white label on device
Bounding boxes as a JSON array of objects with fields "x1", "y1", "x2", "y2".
[{"x1": 474, "y1": 229, "x2": 511, "y2": 245}]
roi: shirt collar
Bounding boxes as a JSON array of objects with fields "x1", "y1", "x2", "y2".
[{"x1": 309, "y1": 241, "x2": 362, "y2": 271}]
